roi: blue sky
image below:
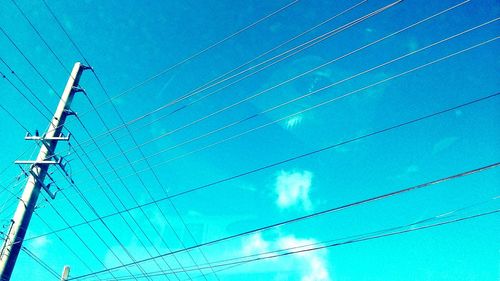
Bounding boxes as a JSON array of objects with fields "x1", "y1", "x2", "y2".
[{"x1": 0, "y1": 0, "x2": 499, "y2": 280}]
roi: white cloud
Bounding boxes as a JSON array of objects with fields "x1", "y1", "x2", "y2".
[
  {"x1": 277, "y1": 236, "x2": 330, "y2": 281},
  {"x1": 275, "y1": 170, "x2": 313, "y2": 211},
  {"x1": 286, "y1": 115, "x2": 303, "y2": 129},
  {"x1": 26, "y1": 235, "x2": 51, "y2": 259},
  {"x1": 243, "y1": 233, "x2": 270, "y2": 256},
  {"x1": 30, "y1": 236, "x2": 50, "y2": 249},
  {"x1": 432, "y1": 136, "x2": 459, "y2": 154},
  {"x1": 241, "y1": 234, "x2": 331, "y2": 281}
]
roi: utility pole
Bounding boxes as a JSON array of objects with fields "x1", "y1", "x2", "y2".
[
  {"x1": 0, "y1": 62, "x2": 88, "y2": 281},
  {"x1": 60, "y1": 265, "x2": 70, "y2": 281}
]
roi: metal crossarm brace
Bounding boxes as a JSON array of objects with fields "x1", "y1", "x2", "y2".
[{"x1": 14, "y1": 159, "x2": 62, "y2": 165}]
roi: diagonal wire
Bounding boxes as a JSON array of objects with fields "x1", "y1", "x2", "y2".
[
  {"x1": 39, "y1": 0, "x2": 230, "y2": 275},
  {"x1": 68, "y1": 162, "x2": 500, "y2": 279},
  {"x1": 40, "y1": 0, "x2": 301, "y2": 108},
  {"x1": 0, "y1": 56, "x2": 53, "y2": 117},
  {"x1": 87, "y1": 73, "x2": 220, "y2": 279},
  {"x1": 22, "y1": 246, "x2": 60, "y2": 279},
  {"x1": 94, "y1": 196, "x2": 500, "y2": 279},
  {"x1": 75, "y1": 0, "x2": 370, "y2": 140},
  {"x1": 0, "y1": 71, "x2": 123, "y2": 281},
  {"x1": 83, "y1": 34, "x2": 499, "y2": 181},
  {"x1": 26, "y1": 90, "x2": 500, "y2": 241},
  {"x1": 33, "y1": 211, "x2": 106, "y2": 281},
  {"x1": 12, "y1": 0, "x2": 187, "y2": 277},
  {"x1": 0, "y1": 26, "x2": 61, "y2": 99},
  {"x1": 97, "y1": 208, "x2": 500, "y2": 280},
  {"x1": 9, "y1": 0, "x2": 70, "y2": 74},
  {"x1": 0, "y1": 55, "x2": 145, "y2": 279},
  {"x1": 65, "y1": 130, "x2": 191, "y2": 280},
  {"x1": 94, "y1": 13, "x2": 497, "y2": 168},
  {"x1": 78, "y1": 87, "x2": 210, "y2": 280},
  {"x1": 75, "y1": 0, "x2": 400, "y2": 147}
]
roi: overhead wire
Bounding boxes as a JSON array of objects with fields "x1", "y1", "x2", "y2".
[
  {"x1": 93, "y1": 196, "x2": 500, "y2": 279},
  {"x1": 97, "y1": 209, "x2": 500, "y2": 280},
  {"x1": 86, "y1": 0, "x2": 300, "y2": 108},
  {"x1": 0, "y1": 56, "x2": 53, "y2": 117},
  {"x1": 39, "y1": 0, "x2": 300, "y2": 109},
  {"x1": 0, "y1": 26, "x2": 61, "y2": 100},
  {"x1": 3, "y1": 0, "x2": 496, "y2": 278},
  {"x1": 8, "y1": 6, "x2": 184, "y2": 276},
  {"x1": 39, "y1": 0, "x2": 248, "y2": 275},
  {"x1": 80, "y1": 0, "x2": 369, "y2": 146},
  {"x1": 92, "y1": 12, "x2": 496, "y2": 169},
  {"x1": 59, "y1": 132, "x2": 173, "y2": 281},
  {"x1": 67, "y1": 162, "x2": 500, "y2": 279},
  {"x1": 21, "y1": 246, "x2": 60, "y2": 280},
  {"x1": 74, "y1": 0, "x2": 400, "y2": 149},
  {"x1": 79, "y1": 0, "x2": 468, "y2": 151},
  {"x1": 64, "y1": 130, "x2": 191, "y2": 280},
  {"x1": 0, "y1": 72, "x2": 123, "y2": 281},
  {"x1": 11, "y1": 0, "x2": 203, "y2": 275},
  {"x1": 28, "y1": 90, "x2": 500, "y2": 240},
  {"x1": 85, "y1": 73, "x2": 218, "y2": 280},
  {"x1": 74, "y1": 0, "x2": 370, "y2": 144},
  {"x1": 0, "y1": 31, "x2": 146, "y2": 279},
  {"x1": 76, "y1": 90, "x2": 205, "y2": 280},
  {"x1": 0, "y1": 144, "x2": 39, "y2": 216},
  {"x1": 81, "y1": 34, "x2": 499, "y2": 182},
  {"x1": 0, "y1": 67, "x2": 53, "y2": 125},
  {"x1": 9, "y1": 0, "x2": 71, "y2": 74},
  {"x1": 33, "y1": 211, "x2": 105, "y2": 281}
]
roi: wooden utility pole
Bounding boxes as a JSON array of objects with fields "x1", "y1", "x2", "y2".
[{"x1": 0, "y1": 62, "x2": 88, "y2": 281}]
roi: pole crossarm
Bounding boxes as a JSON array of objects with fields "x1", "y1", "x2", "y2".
[{"x1": 0, "y1": 62, "x2": 89, "y2": 281}]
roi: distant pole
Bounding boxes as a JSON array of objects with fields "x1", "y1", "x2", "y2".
[
  {"x1": 0, "y1": 62, "x2": 88, "y2": 281},
  {"x1": 60, "y1": 265, "x2": 70, "y2": 281}
]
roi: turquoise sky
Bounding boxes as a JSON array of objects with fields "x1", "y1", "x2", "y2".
[{"x1": 0, "y1": 0, "x2": 499, "y2": 280}]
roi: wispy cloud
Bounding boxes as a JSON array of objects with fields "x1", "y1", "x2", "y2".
[
  {"x1": 243, "y1": 233, "x2": 270, "y2": 256},
  {"x1": 275, "y1": 170, "x2": 313, "y2": 211},
  {"x1": 278, "y1": 236, "x2": 330, "y2": 281},
  {"x1": 433, "y1": 136, "x2": 459, "y2": 154},
  {"x1": 285, "y1": 115, "x2": 303, "y2": 129},
  {"x1": 26, "y1": 235, "x2": 51, "y2": 259},
  {"x1": 241, "y1": 234, "x2": 331, "y2": 281}
]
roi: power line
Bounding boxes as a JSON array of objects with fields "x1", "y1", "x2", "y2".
[
  {"x1": 14, "y1": 0, "x2": 191, "y2": 276},
  {"x1": 21, "y1": 246, "x2": 60, "y2": 280},
  {"x1": 0, "y1": 26, "x2": 61, "y2": 99},
  {"x1": 0, "y1": 68, "x2": 53, "y2": 125},
  {"x1": 33, "y1": 212, "x2": 105, "y2": 281},
  {"x1": 71, "y1": 104, "x2": 202, "y2": 280},
  {"x1": 42, "y1": 0, "x2": 232, "y2": 273},
  {"x1": 93, "y1": 15, "x2": 497, "y2": 168},
  {"x1": 86, "y1": 70, "x2": 219, "y2": 280},
  {"x1": 28, "y1": 90, "x2": 500, "y2": 240},
  {"x1": 9, "y1": 0, "x2": 70, "y2": 74},
  {"x1": 55, "y1": 162, "x2": 500, "y2": 279},
  {"x1": 90, "y1": 0, "x2": 301, "y2": 108},
  {"x1": 186, "y1": 209, "x2": 498, "y2": 276},
  {"x1": 0, "y1": 53, "x2": 153, "y2": 279},
  {"x1": 75, "y1": 0, "x2": 369, "y2": 142},
  {"x1": 56, "y1": 135, "x2": 171, "y2": 281},
  {"x1": 74, "y1": 0, "x2": 400, "y2": 148},
  {"x1": 0, "y1": 56, "x2": 54, "y2": 116},
  {"x1": 40, "y1": 0, "x2": 301, "y2": 108},
  {"x1": 0, "y1": 103, "x2": 30, "y2": 134},
  {"x1": 94, "y1": 197, "x2": 500, "y2": 280},
  {"x1": 83, "y1": 35, "x2": 498, "y2": 182}
]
